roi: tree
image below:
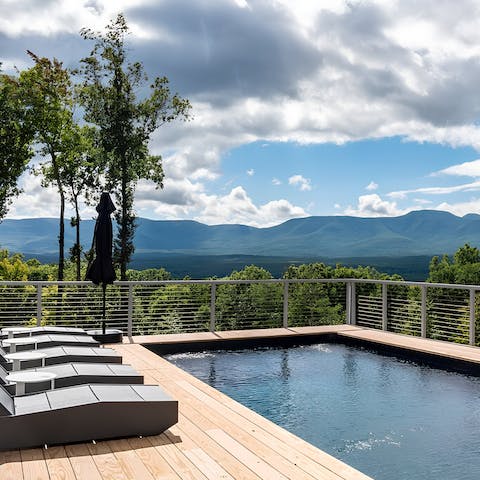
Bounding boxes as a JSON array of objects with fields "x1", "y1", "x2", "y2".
[
  {"x1": 61, "y1": 125, "x2": 98, "y2": 280},
  {"x1": 79, "y1": 14, "x2": 191, "y2": 280},
  {"x1": 19, "y1": 52, "x2": 85, "y2": 281},
  {"x1": 428, "y1": 244, "x2": 480, "y2": 284},
  {"x1": 0, "y1": 70, "x2": 34, "y2": 220}
]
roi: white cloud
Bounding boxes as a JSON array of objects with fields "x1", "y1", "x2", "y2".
[
  {"x1": 366, "y1": 181, "x2": 378, "y2": 191},
  {"x1": 6, "y1": 173, "x2": 97, "y2": 220},
  {"x1": 433, "y1": 159, "x2": 480, "y2": 178},
  {"x1": 334, "y1": 203, "x2": 341, "y2": 209},
  {"x1": 193, "y1": 186, "x2": 307, "y2": 227},
  {"x1": 433, "y1": 199, "x2": 480, "y2": 217},
  {"x1": 345, "y1": 194, "x2": 412, "y2": 217},
  {"x1": 288, "y1": 174, "x2": 312, "y2": 191},
  {"x1": 388, "y1": 180, "x2": 480, "y2": 199},
  {"x1": 246, "y1": 169, "x2": 255, "y2": 176},
  {"x1": 272, "y1": 178, "x2": 282, "y2": 185}
]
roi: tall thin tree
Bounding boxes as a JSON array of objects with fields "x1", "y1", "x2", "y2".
[
  {"x1": 79, "y1": 13, "x2": 191, "y2": 280},
  {"x1": 19, "y1": 52, "x2": 84, "y2": 281}
]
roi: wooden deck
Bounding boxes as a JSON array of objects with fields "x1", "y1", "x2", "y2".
[{"x1": 3, "y1": 325, "x2": 480, "y2": 479}]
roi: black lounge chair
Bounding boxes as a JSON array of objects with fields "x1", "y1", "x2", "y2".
[
  {"x1": 0, "y1": 325, "x2": 89, "y2": 339},
  {"x1": 0, "y1": 383, "x2": 178, "y2": 450},
  {"x1": 2, "y1": 334, "x2": 99, "y2": 352},
  {"x1": 0, "y1": 345, "x2": 122, "y2": 369},
  {"x1": 0, "y1": 363, "x2": 144, "y2": 395}
]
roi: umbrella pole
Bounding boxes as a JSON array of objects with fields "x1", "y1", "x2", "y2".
[{"x1": 102, "y1": 283, "x2": 106, "y2": 334}]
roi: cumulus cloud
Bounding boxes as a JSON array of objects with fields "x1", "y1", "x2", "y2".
[
  {"x1": 345, "y1": 194, "x2": 412, "y2": 217},
  {"x1": 288, "y1": 174, "x2": 312, "y2": 191},
  {"x1": 433, "y1": 199, "x2": 480, "y2": 217},
  {"x1": 272, "y1": 178, "x2": 282, "y2": 185},
  {"x1": 7, "y1": 172, "x2": 97, "y2": 220},
  {"x1": 366, "y1": 181, "x2": 378, "y2": 191},
  {"x1": 193, "y1": 186, "x2": 307, "y2": 227},
  {"x1": 246, "y1": 169, "x2": 255, "y2": 176}
]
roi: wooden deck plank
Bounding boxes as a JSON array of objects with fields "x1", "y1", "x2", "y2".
[
  {"x1": 20, "y1": 448, "x2": 50, "y2": 480},
  {"x1": 126, "y1": 436, "x2": 182, "y2": 480},
  {"x1": 126, "y1": 325, "x2": 362, "y2": 345},
  {"x1": 339, "y1": 328, "x2": 480, "y2": 363},
  {"x1": 148, "y1": 433, "x2": 210, "y2": 480},
  {"x1": 87, "y1": 441, "x2": 129, "y2": 480},
  {"x1": 182, "y1": 447, "x2": 235, "y2": 480},
  {"x1": 164, "y1": 424, "x2": 236, "y2": 479},
  {"x1": 44, "y1": 446, "x2": 77, "y2": 480},
  {"x1": 206, "y1": 428, "x2": 289, "y2": 480},
  {"x1": 65, "y1": 443, "x2": 103, "y2": 480},
  {"x1": 175, "y1": 413, "x2": 262, "y2": 480},
  {"x1": 0, "y1": 450, "x2": 24, "y2": 480},
  {"x1": 107, "y1": 439, "x2": 156, "y2": 480}
]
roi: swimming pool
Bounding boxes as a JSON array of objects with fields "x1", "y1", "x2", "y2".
[{"x1": 165, "y1": 343, "x2": 480, "y2": 480}]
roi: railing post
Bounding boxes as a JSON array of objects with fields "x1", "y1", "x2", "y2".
[
  {"x1": 382, "y1": 283, "x2": 388, "y2": 331},
  {"x1": 351, "y1": 282, "x2": 356, "y2": 325},
  {"x1": 283, "y1": 281, "x2": 289, "y2": 328},
  {"x1": 469, "y1": 288, "x2": 476, "y2": 346},
  {"x1": 210, "y1": 283, "x2": 216, "y2": 332},
  {"x1": 346, "y1": 282, "x2": 352, "y2": 324},
  {"x1": 127, "y1": 284, "x2": 133, "y2": 337},
  {"x1": 36, "y1": 284, "x2": 42, "y2": 327},
  {"x1": 421, "y1": 285, "x2": 427, "y2": 338}
]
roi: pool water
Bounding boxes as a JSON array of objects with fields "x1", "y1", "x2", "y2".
[{"x1": 165, "y1": 343, "x2": 480, "y2": 480}]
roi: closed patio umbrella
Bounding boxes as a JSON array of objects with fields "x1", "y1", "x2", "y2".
[{"x1": 85, "y1": 192, "x2": 116, "y2": 331}]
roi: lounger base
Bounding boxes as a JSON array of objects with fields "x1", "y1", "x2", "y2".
[
  {"x1": 0, "y1": 402, "x2": 178, "y2": 450},
  {"x1": 0, "y1": 385, "x2": 178, "y2": 451}
]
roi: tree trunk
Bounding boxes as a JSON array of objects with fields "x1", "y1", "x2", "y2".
[
  {"x1": 51, "y1": 152, "x2": 65, "y2": 282},
  {"x1": 120, "y1": 156, "x2": 128, "y2": 281},
  {"x1": 58, "y1": 191, "x2": 65, "y2": 281},
  {"x1": 74, "y1": 195, "x2": 81, "y2": 281}
]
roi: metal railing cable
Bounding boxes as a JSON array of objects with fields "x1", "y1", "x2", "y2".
[{"x1": 0, "y1": 278, "x2": 479, "y2": 345}]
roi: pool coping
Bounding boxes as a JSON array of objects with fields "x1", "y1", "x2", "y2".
[{"x1": 127, "y1": 325, "x2": 480, "y2": 375}]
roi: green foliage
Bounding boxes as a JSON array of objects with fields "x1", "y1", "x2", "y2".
[
  {"x1": 0, "y1": 70, "x2": 34, "y2": 220},
  {"x1": 424, "y1": 244, "x2": 480, "y2": 344},
  {"x1": 127, "y1": 267, "x2": 172, "y2": 281},
  {"x1": 428, "y1": 244, "x2": 480, "y2": 285},
  {"x1": 17, "y1": 52, "x2": 91, "y2": 281},
  {"x1": 215, "y1": 265, "x2": 282, "y2": 330},
  {"x1": 0, "y1": 249, "x2": 29, "y2": 280},
  {"x1": 79, "y1": 13, "x2": 191, "y2": 280}
]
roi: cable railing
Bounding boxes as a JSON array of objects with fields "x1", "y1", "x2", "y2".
[{"x1": 0, "y1": 278, "x2": 479, "y2": 346}]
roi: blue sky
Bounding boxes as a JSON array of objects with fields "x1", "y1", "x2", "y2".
[
  {"x1": 3, "y1": 1, "x2": 480, "y2": 226},
  {"x1": 220, "y1": 138, "x2": 478, "y2": 215}
]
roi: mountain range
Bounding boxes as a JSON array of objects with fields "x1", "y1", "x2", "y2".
[{"x1": 0, "y1": 210, "x2": 478, "y2": 258}]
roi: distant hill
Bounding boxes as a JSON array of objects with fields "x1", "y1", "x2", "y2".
[{"x1": 1, "y1": 210, "x2": 478, "y2": 259}]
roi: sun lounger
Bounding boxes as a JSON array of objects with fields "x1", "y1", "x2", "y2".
[
  {"x1": 0, "y1": 383, "x2": 178, "y2": 450},
  {"x1": 1, "y1": 334, "x2": 99, "y2": 352},
  {"x1": 0, "y1": 345, "x2": 122, "y2": 369},
  {"x1": 1, "y1": 325, "x2": 88, "y2": 339},
  {"x1": 0, "y1": 362, "x2": 143, "y2": 394}
]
